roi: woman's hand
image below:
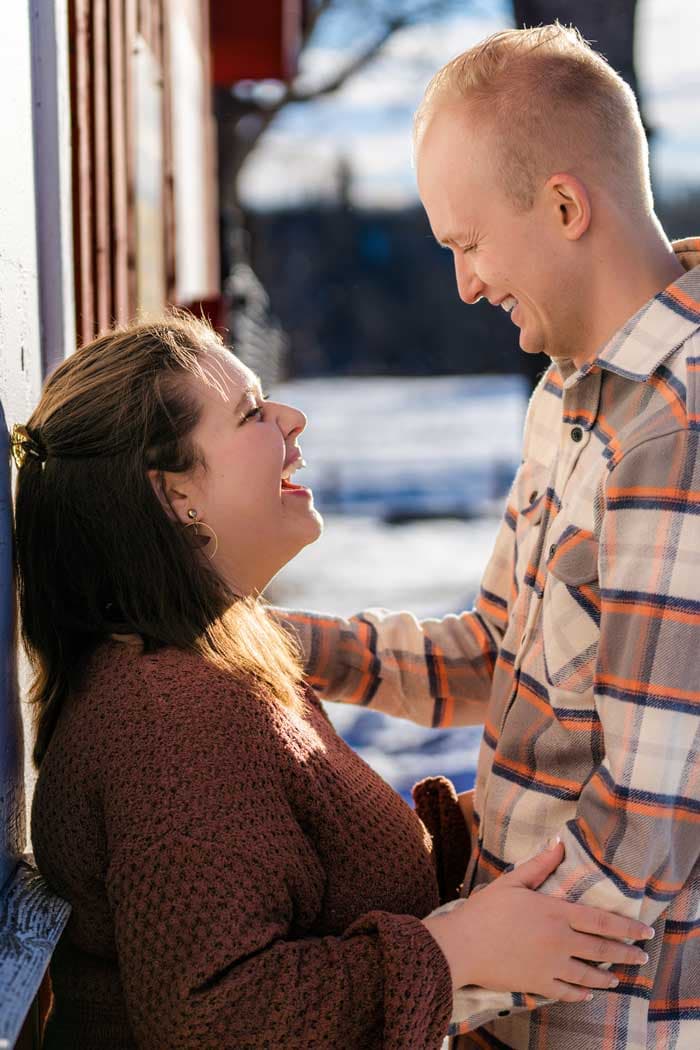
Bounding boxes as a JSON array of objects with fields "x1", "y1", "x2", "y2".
[{"x1": 422, "y1": 840, "x2": 653, "y2": 1001}]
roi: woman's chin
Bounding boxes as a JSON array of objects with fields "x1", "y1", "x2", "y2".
[
  {"x1": 278, "y1": 509, "x2": 325, "y2": 567},
  {"x1": 299, "y1": 507, "x2": 324, "y2": 545}
]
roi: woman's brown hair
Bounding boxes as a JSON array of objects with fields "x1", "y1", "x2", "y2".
[{"x1": 13, "y1": 312, "x2": 305, "y2": 768}]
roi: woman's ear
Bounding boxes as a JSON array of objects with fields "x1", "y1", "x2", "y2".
[{"x1": 146, "y1": 469, "x2": 189, "y2": 524}]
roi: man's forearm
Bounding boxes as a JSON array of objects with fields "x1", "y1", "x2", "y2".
[{"x1": 277, "y1": 605, "x2": 496, "y2": 727}]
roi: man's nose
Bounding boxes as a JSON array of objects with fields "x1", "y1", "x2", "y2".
[{"x1": 454, "y1": 254, "x2": 486, "y2": 305}]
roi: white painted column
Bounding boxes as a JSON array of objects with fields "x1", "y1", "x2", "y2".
[
  {"x1": 0, "y1": 0, "x2": 74, "y2": 886},
  {"x1": 29, "y1": 0, "x2": 76, "y2": 377}
]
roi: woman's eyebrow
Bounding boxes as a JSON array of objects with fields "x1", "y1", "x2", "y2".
[{"x1": 233, "y1": 381, "x2": 263, "y2": 414}]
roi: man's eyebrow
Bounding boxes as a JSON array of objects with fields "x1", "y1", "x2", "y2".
[{"x1": 436, "y1": 235, "x2": 460, "y2": 249}]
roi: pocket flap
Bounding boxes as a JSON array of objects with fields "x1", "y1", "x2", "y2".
[{"x1": 547, "y1": 526, "x2": 598, "y2": 585}]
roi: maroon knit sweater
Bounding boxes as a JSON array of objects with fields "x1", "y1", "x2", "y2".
[{"x1": 31, "y1": 639, "x2": 462, "y2": 1049}]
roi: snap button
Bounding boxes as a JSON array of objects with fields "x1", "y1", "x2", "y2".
[
  {"x1": 498, "y1": 1009, "x2": 511, "y2": 1017},
  {"x1": 549, "y1": 543, "x2": 557, "y2": 559},
  {"x1": 571, "y1": 425, "x2": 584, "y2": 443}
]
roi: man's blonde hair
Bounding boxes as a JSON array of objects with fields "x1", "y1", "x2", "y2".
[{"x1": 415, "y1": 22, "x2": 652, "y2": 213}]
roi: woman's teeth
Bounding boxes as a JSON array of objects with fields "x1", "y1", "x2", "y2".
[
  {"x1": 281, "y1": 458, "x2": 307, "y2": 482},
  {"x1": 501, "y1": 296, "x2": 517, "y2": 313}
]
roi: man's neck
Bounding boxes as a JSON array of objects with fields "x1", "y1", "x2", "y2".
[{"x1": 570, "y1": 220, "x2": 684, "y2": 369}]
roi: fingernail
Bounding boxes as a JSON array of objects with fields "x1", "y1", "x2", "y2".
[
  {"x1": 643, "y1": 927, "x2": 655, "y2": 940},
  {"x1": 640, "y1": 952, "x2": 649, "y2": 964},
  {"x1": 586, "y1": 992, "x2": 594, "y2": 1001},
  {"x1": 609, "y1": 977, "x2": 620, "y2": 988},
  {"x1": 546, "y1": 835, "x2": 561, "y2": 850}
]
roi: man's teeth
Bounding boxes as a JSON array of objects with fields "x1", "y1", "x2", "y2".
[
  {"x1": 281, "y1": 458, "x2": 307, "y2": 481},
  {"x1": 501, "y1": 296, "x2": 517, "y2": 313}
]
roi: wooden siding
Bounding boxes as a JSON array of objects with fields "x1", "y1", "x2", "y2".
[
  {"x1": 69, "y1": 0, "x2": 218, "y2": 342},
  {"x1": 69, "y1": 0, "x2": 173, "y2": 340}
]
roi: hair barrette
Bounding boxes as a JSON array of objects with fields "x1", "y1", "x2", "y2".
[{"x1": 10, "y1": 423, "x2": 47, "y2": 470}]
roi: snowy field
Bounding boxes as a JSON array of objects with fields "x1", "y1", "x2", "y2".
[{"x1": 267, "y1": 374, "x2": 528, "y2": 800}]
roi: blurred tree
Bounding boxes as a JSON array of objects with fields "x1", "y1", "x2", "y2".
[
  {"x1": 215, "y1": 0, "x2": 460, "y2": 220},
  {"x1": 216, "y1": 0, "x2": 460, "y2": 380}
]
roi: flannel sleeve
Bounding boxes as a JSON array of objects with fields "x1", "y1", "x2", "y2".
[
  {"x1": 276, "y1": 490, "x2": 520, "y2": 728},
  {"x1": 534, "y1": 427, "x2": 700, "y2": 956}
]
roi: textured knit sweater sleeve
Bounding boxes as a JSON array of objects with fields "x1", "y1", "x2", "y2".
[
  {"x1": 412, "y1": 776, "x2": 472, "y2": 903},
  {"x1": 99, "y1": 656, "x2": 452, "y2": 1049}
]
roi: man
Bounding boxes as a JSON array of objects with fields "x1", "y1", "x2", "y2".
[{"x1": 282, "y1": 24, "x2": 700, "y2": 1049}]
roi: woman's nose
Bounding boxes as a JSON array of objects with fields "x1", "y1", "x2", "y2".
[{"x1": 277, "y1": 402, "x2": 307, "y2": 439}]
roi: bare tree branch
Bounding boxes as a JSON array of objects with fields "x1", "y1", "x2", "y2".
[
  {"x1": 272, "y1": 0, "x2": 453, "y2": 110},
  {"x1": 217, "y1": 0, "x2": 458, "y2": 211},
  {"x1": 286, "y1": 17, "x2": 406, "y2": 103},
  {"x1": 303, "y1": 0, "x2": 335, "y2": 45}
]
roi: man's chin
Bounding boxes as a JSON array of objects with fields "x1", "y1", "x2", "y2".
[
  {"x1": 518, "y1": 332, "x2": 546, "y2": 356},
  {"x1": 516, "y1": 319, "x2": 549, "y2": 357}
]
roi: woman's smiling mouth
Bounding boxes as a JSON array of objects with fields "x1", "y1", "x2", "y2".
[{"x1": 281, "y1": 452, "x2": 310, "y2": 495}]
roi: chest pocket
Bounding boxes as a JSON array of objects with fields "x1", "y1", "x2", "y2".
[{"x1": 542, "y1": 525, "x2": 600, "y2": 695}]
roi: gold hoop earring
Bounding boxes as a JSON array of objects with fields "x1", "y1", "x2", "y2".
[{"x1": 184, "y1": 509, "x2": 219, "y2": 560}]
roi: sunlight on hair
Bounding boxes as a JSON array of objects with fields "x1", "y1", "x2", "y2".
[
  {"x1": 13, "y1": 311, "x2": 307, "y2": 768},
  {"x1": 414, "y1": 22, "x2": 652, "y2": 214}
]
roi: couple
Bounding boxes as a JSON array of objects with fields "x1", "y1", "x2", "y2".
[{"x1": 17, "y1": 23, "x2": 699, "y2": 1050}]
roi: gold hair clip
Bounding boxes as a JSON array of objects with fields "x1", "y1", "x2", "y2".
[{"x1": 10, "y1": 423, "x2": 46, "y2": 470}]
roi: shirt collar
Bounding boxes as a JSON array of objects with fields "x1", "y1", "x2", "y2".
[{"x1": 559, "y1": 237, "x2": 700, "y2": 390}]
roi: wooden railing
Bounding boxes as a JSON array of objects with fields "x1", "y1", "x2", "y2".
[{"x1": 0, "y1": 860, "x2": 70, "y2": 1049}]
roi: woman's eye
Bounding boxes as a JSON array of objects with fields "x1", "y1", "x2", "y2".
[{"x1": 240, "y1": 393, "x2": 269, "y2": 424}]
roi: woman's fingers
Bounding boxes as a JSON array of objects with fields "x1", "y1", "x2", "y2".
[
  {"x1": 561, "y1": 959, "x2": 620, "y2": 990},
  {"x1": 550, "y1": 979, "x2": 594, "y2": 1003},
  {"x1": 568, "y1": 906, "x2": 653, "y2": 945},
  {"x1": 569, "y1": 932, "x2": 649, "y2": 967},
  {"x1": 507, "y1": 840, "x2": 564, "y2": 889}
]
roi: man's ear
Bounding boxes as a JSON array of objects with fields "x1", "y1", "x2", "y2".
[
  {"x1": 546, "y1": 173, "x2": 591, "y2": 241},
  {"x1": 146, "y1": 468, "x2": 189, "y2": 524}
]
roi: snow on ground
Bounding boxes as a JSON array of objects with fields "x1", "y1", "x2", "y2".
[
  {"x1": 270, "y1": 513, "x2": 503, "y2": 619},
  {"x1": 267, "y1": 375, "x2": 528, "y2": 800},
  {"x1": 268, "y1": 374, "x2": 527, "y2": 519}
]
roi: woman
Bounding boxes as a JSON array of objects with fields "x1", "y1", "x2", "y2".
[{"x1": 14, "y1": 315, "x2": 651, "y2": 1049}]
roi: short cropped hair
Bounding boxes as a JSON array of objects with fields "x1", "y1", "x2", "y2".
[{"x1": 415, "y1": 22, "x2": 652, "y2": 213}]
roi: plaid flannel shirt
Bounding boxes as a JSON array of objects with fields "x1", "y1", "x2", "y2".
[{"x1": 280, "y1": 239, "x2": 700, "y2": 1049}]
